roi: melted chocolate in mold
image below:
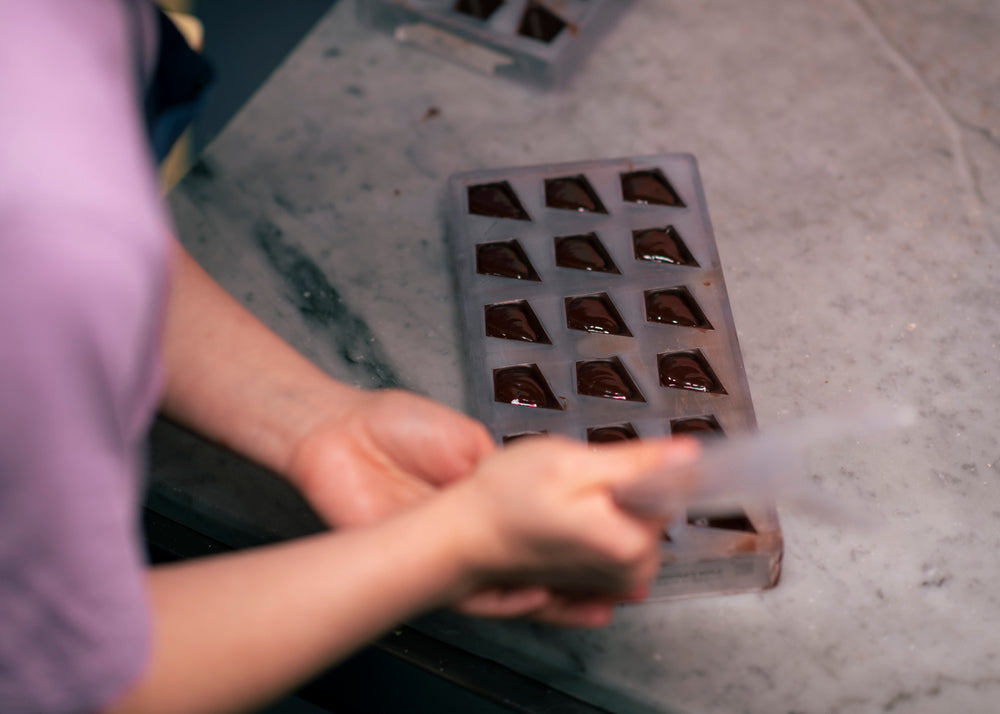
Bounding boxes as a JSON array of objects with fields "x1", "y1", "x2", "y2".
[
  {"x1": 565, "y1": 292, "x2": 631, "y2": 336},
  {"x1": 544, "y1": 175, "x2": 607, "y2": 213},
  {"x1": 503, "y1": 430, "x2": 547, "y2": 444},
  {"x1": 645, "y1": 287, "x2": 711, "y2": 329},
  {"x1": 657, "y1": 350, "x2": 726, "y2": 394},
  {"x1": 554, "y1": 233, "x2": 619, "y2": 273},
  {"x1": 687, "y1": 509, "x2": 757, "y2": 533},
  {"x1": 518, "y1": 1, "x2": 567, "y2": 43},
  {"x1": 468, "y1": 181, "x2": 530, "y2": 220},
  {"x1": 476, "y1": 240, "x2": 541, "y2": 281},
  {"x1": 633, "y1": 226, "x2": 698, "y2": 266},
  {"x1": 670, "y1": 415, "x2": 724, "y2": 438},
  {"x1": 485, "y1": 300, "x2": 550, "y2": 343},
  {"x1": 576, "y1": 357, "x2": 645, "y2": 402},
  {"x1": 455, "y1": 0, "x2": 505, "y2": 20},
  {"x1": 620, "y1": 169, "x2": 685, "y2": 207},
  {"x1": 493, "y1": 364, "x2": 562, "y2": 409},
  {"x1": 587, "y1": 423, "x2": 639, "y2": 444}
]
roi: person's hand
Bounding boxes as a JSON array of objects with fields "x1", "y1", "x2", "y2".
[
  {"x1": 435, "y1": 435, "x2": 700, "y2": 627},
  {"x1": 287, "y1": 388, "x2": 497, "y2": 527}
]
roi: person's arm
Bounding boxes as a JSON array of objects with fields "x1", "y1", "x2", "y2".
[{"x1": 108, "y1": 436, "x2": 699, "y2": 714}]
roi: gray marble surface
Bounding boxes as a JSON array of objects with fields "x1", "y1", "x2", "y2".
[{"x1": 156, "y1": 1, "x2": 1000, "y2": 712}]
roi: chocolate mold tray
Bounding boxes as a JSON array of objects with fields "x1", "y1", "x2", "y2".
[
  {"x1": 357, "y1": 0, "x2": 633, "y2": 87},
  {"x1": 447, "y1": 153, "x2": 782, "y2": 599}
]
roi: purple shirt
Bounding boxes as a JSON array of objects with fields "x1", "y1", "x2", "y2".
[{"x1": 0, "y1": 1, "x2": 167, "y2": 712}]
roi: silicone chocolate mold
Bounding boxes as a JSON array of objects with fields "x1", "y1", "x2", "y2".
[
  {"x1": 576, "y1": 357, "x2": 644, "y2": 402},
  {"x1": 554, "y1": 233, "x2": 619, "y2": 273},
  {"x1": 468, "y1": 181, "x2": 531, "y2": 220},
  {"x1": 633, "y1": 226, "x2": 698, "y2": 266},
  {"x1": 485, "y1": 300, "x2": 550, "y2": 343},
  {"x1": 645, "y1": 286, "x2": 712, "y2": 329},
  {"x1": 658, "y1": 350, "x2": 726, "y2": 394},
  {"x1": 476, "y1": 239, "x2": 541, "y2": 281},
  {"x1": 565, "y1": 292, "x2": 631, "y2": 336},
  {"x1": 587, "y1": 423, "x2": 639, "y2": 443},
  {"x1": 544, "y1": 175, "x2": 607, "y2": 213},
  {"x1": 493, "y1": 364, "x2": 561, "y2": 409},
  {"x1": 620, "y1": 168, "x2": 685, "y2": 207}
]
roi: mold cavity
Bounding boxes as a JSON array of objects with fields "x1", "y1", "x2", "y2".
[
  {"x1": 455, "y1": 0, "x2": 505, "y2": 20},
  {"x1": 670, "y1": 415, "x2": 724, "y2": 439},
  {"x1": 544, "y1": 175, "x2": 607, "y2": 213},
  {"x1": 576, "y1": 357, "x2": 645, "y2": 402},
  {"x1": 657, "y1": 350, "x2": 726, "y2": 394},
  {"x1": 620, "y1": 169, "x2": 685, "y2": 207},
  {"x1": 587, "y1": 423, "x2": 639, "y2": 444},
  {"x1": 518, "y1": 1, "x2": 567, "y2": 43},
  {"x1": 503, "y1": 431, "x2": 547, "y2": 444},
  {"x1": 476, "y1": 239, "x2": 541, "y2": 281},
  {"x1": 644, "y1": 286, "x2": 711, "y2": 329},
  {"x1": 485, "y1": 300, "x2": 550, "y2": 344},
  {"x1": 493, "y1": 364, "x2": 562, "y2": 409},
  {"x1": 632, "y1": 226, "x2": 698, "y2": 266},
  {"x1": 687, "y1": 509, "x2": 756, "y2": 533},
  {"x1": 468, "y1": 181, "x2": 530, "y2": 220},
  {"x1": 565, "y1": 292, "x2": 631, "y2": 336},
  {"x1": 555, "y1": 233, "x2": 619, "y2": 273}
]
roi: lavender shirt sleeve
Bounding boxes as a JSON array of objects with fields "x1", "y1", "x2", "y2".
[{"x1": 0, "y1": 2, "x2": 169, "y2": 712}]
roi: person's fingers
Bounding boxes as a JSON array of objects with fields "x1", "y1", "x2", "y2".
[
  {"x1": 523, "y1": 596, "x2": 618, "y2": 628},
  {"x1": 455, "y1": 586, "x2": 552, "y2": 618},
  {"x1": 571, "y1": 436, "x2": 701, "y2": 491}
]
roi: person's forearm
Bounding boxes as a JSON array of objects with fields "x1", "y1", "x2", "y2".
[
  {"x1": 160, "y1": 239, "x2": 362, "y2": 476},
  {"x1": 106, "y1": 501, "x2": 474, "y2": 714}
]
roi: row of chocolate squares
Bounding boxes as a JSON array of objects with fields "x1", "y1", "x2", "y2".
[
  {"x1": 467, "y1": 168, "x2": 685, "y2": 221},
  {"x1": 487, "y1": 287, "x2": 711, "y2": 343},
  {"x1": 477, "y1": 227, "x2": 698, "y2": 281},
  {"x1": 503, "y1": 423, "x2": 758, "y2": 536},
  {"x1": 494, "y1": 350, "x2": 727, "y2": 408},
  {"x1": 456, "y1": 0, "x2": 573, "y2": 44}
]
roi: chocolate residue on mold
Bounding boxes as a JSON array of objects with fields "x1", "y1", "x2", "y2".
[
  {"x1": 657, "y1": 350, "x2": 726, "y2": 394},
  {"x1": 493, "y1": 364, "x2": 562, "y2": 409},
  {"x1": 576, "y1": 357, "x2": 645, "y2": 402},
  {"x1": 455, "y1": 0, "x2": 505, "y2": 19},
  {"x1": 544, "y1": 175, "x2": 608, "y2": 213},
  {"x1": 503, "y1": 431, "x2": 548, "y2": 444},
  {"x1": 587, "y1": 423, "x2": 639, "y2": 443},
  {"x1": 254, "y1": 219, "x2": 402, "y2": 390},
  {"x1": 518, "y1": 1, "x2": 566, "y2": 43},
  {"x1": 645, "y1": 286, "x2": 712, "y2": 329},
  {"x1": 565, "y1": 292, "x2": 631, "y2": 336},
  {"x1": 670, "y1": 415, "x2": 724, "y2": 438},
  {"x1": 476, "y1": 239, "x2": 541, "y2": 281},
  {"x1": 468, "y1": 181, "x2": 531, "y2": 220},
  {"x1": 687, "y1": 509, "x2": 757, "y2": 533},
  {"x1": 632, "y1": 226, "x2": 698, "y2": 266},
  {"x1": 620, "y1": 169, "x2": 685, "y2": 207},
  {"x1": 555, "y1": 233, "x2": 619, "y2": 273},
  {"x1": 485, "y1": 300, "x2": 550, "y2": 343}
]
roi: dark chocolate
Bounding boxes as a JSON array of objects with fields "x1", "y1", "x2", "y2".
[
  {"x1": 576, "y1": 357, "x2": 645, "y2": 402},
  {"x1": 455, "y1": 0, "x2": 504, "y2": 20},
  {"x1": 587, "y1": 423, "x2": 639, "y2": 443},
  {"x1": 687, "y1": 509, "x2": 757, "y2": 533},
  {"x1": 518, "y1": 1, "x2": 566, "y2": 43},
  {"x1": 493, "y1": 364, "x2": 562, "y2": 409},
  {"x1": 670, "y1": 415, "x2": 724, "y2": 438},
  {"x1": 476, "y1": 240, "x2": 541, "y2": 281},
  {"x1": 503, "y1": 430, "x2": 547, "y2": 444},
  {"x1": 544, "y1": 175, "x2": 607, "y2": 213},
  {"x1": 554, "y1": 233, "x2": 619, "y2": 273},
  {"x1": 468, "y1": 181, "x2": 530, "y2": 220},
  {"x1": 644, "y1": 286, "x2": 711, "y2": 328},
  {"x1": 620, "y1": 169, "x2": 685, "y2": 207},
  {"x1": 485, "y1": 300, "x2": 550, "y2": 343},
  {"x1": 565, "y1": 292, "x2": 631, "y2": 336},
  {"x1": 657, "y1": 350, "x2": 726, "y2": 394},
  {"x1": 632, "y1": 226, "x2": 698, "y2": 266}
]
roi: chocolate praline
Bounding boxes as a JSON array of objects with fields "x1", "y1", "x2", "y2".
[
  {"x1": 576, "y1": 358, "x2": 644, "y2": 402},
  {"x1": 544, "y1": 175, "x2": 607, "y2": 213},
  {"x1": 633, "y1": 226, "x2": 698, "y2": 266},
  {"x1": 565, "y1": 293, "x2": 631, "y2": 336},
  {"x1": 518, "y1": 1, "x2": 567, "y2": 43},
  {"x1": 620, "y1": 169, "x2": 685, "y2": 207},
  {"x1": 587, "y1": 423, "x2": 639, "y2": 443},
  {"x1": 657, "y1": 350, "x2": 726, "y2": 394},
  {"x1": 645, "y1": 287, "x2": 711, "y2": 329},
  {"x1": 485, "y1": 300, "x2": 550, "y2": 343},
  {"x1": 467, "y1": 181, "x2": 530, "y2": 220},
  {"x1": 476, "y1": 240, "x2": 540, "y2": 281},
  {"x1": 555, "y1": 233, "x2": 619, "y2": 273},
  {"x1": 493, "y1": 364, "x2": 562, "y2": 409}
]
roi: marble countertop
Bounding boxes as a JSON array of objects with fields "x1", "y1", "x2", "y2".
[{"x1": 156, "y1": 1, "x2": 1000, "y2": 712}]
